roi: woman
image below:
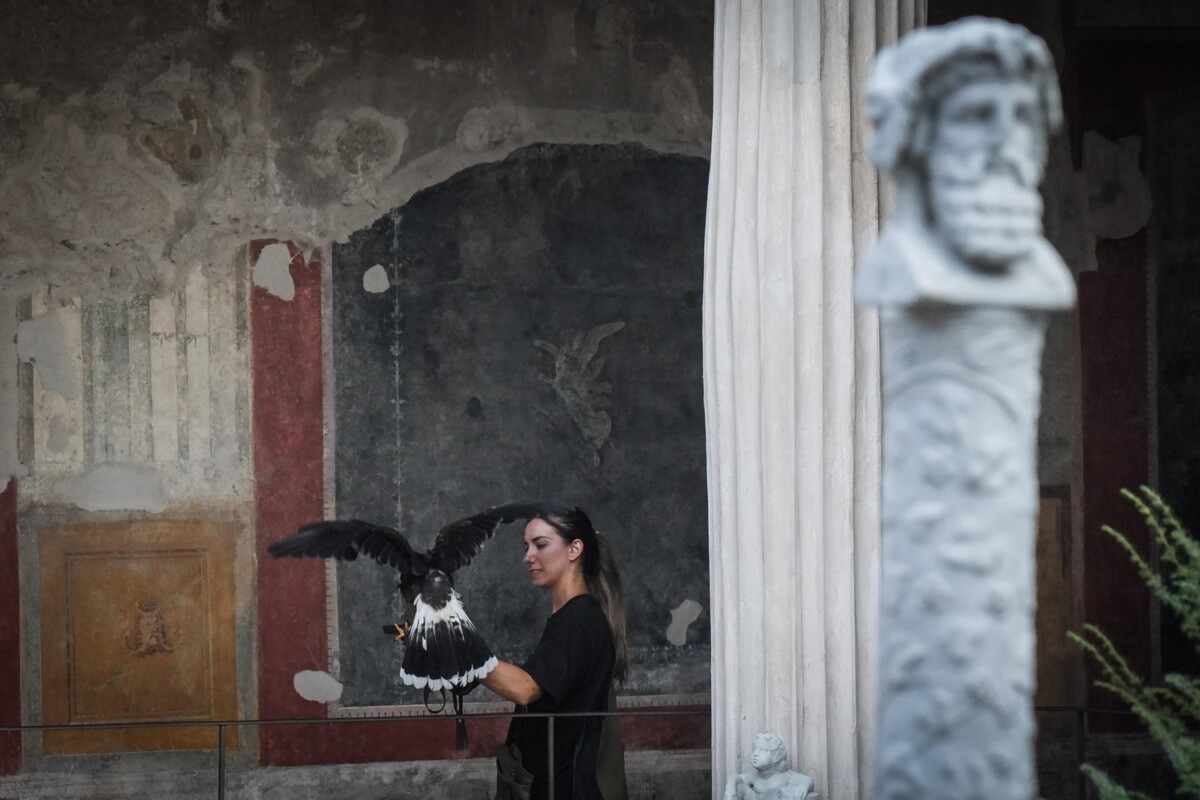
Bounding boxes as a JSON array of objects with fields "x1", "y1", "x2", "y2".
[{"x1": 483, "y1": 502, "x2": 628, "y2": 800}]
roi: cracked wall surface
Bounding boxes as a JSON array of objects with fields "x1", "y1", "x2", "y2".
[{"x1": 0, "y1": 0, "x2": 715, "y2": 778}]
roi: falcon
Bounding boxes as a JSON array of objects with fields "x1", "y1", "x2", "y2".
[{"x1": 267, "y1": 500, "x2": 546, "y2": 694}]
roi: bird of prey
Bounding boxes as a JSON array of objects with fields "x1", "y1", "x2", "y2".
[{"x1": 267, "y1": 500, "x2": 547, "y2": 695}]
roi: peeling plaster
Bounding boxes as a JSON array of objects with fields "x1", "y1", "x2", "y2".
[
  {"x1": 17, "y1": 309, "x2": 81, "y2": 399},
  {"x1": 252, "y1": 242, "x2": 296, "y2": 301},
  {"x1": 1, "y1": 48, "x2": 709, "y2": 301},
  {"x1": 307, "y1": 107, "x2": 408, "y2": 206},
  {"x1": 666, "y1": 599, "x2": 703, "y2": 646},
  {"x1": 55, "y1": 463, "x2": 167, "y2": 512},
  {"x1": 327, "y1": 113, "x2": 708, "y2": 243},
  {"x1": 0, "y1": 115, "x2": 186, "y2": 298},
  {"x1": 456, "y1": 102, "x2": 534, "y2": 154},
  {"x1": 362, "y1": 264, "x2": 389, "y2": 293},
  {"x1": 293, "y1": 669, "x2": 343, "y2": 703}
]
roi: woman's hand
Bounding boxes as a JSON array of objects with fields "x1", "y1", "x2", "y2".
[{"x1": 482, "y1": 660, "x2": 543, "y2": 706}]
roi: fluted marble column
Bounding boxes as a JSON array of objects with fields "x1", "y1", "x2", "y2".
[{"x1": 704, "y1": 2, "x2": 924, "y2": 798}]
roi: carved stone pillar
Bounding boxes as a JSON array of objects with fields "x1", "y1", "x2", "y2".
[
  {"x1": 703, "y1": 1, "x2": 924, "y2": 798},
  {"x1": 855, "y1": 19, "x2": 1075, "y2": 800}
]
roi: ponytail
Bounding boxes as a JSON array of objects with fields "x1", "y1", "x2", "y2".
[{"x1": 587, "y1": 533, "x2": 629, "y2": 684}]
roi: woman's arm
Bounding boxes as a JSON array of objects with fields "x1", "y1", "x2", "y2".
[{"x1": 482, "y1": 660, "x2": 543, "y2": 706}]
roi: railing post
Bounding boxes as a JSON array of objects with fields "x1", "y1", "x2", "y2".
[
  {"x1": 217, "y1": 723, "x2": 226, "y2": 800},
  {"x1": 1077, "y1": 709, "x2": 1087, "y2": 800},
  {"x1": 546, "y1": 715, "x2": 555, "y2": 800}
]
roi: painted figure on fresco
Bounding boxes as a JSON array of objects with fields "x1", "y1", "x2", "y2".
[
  {"x1": 124, "y1": 600, "x2": 172, "y2": 657},
  {"x1": 855, "y1": 17, "x2": 1075, "y2": 309},
  {"x1": 723, "y1": 733, "x2": 819, "y2": 800}
]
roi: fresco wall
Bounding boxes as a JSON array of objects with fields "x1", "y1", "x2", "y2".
[
  {"x1": 330, "y1": 142, "x2": 710, "y2": 710},
  {"x1": 0, "y1": 0, "x2": 714, "y2": 784}
]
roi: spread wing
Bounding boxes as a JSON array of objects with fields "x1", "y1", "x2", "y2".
[
  {"x1": 268, "y1": 520, "x2": 426, "y2": 575},
  {"x1": 428, "y1": 500, "x2": 556, "y2": 574}
]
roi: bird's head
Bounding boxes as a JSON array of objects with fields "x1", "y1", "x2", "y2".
[{"x1": 419, "y1": 568, "x2": 455, "y2": 608}]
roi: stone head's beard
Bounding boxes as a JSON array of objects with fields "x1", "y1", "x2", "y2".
[{"x1": 925, "y1": 150, "x2": 1044, "y2": 270}]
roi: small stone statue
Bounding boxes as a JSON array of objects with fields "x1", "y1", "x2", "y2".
[{"x1": 723, "y1": 733, "x2": 819, "y2": 800}]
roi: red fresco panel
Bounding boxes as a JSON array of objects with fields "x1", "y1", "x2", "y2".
[
  {"x1": 251, "y1": 241, "x2": 330, "y2": 763},
  {"x1": 1078, "y1": 234, "x2": 1152, "y2": 732},
  {"x1": 0, "y1": 481, "x2": 19, "y2": 774}
]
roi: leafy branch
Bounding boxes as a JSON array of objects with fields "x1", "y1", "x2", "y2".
[{"x1": 1070, "y1": 486, "x2": 1200, "y2": 799}]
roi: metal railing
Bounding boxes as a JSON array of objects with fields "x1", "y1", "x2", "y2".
[
  {"x1": 0, "y1": 706, "x2": 708, "y2": 800},
  {"x1": 0, "y1": 705, "x2": 1154, "y2": 800}
]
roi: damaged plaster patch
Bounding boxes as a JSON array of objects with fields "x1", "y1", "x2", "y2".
[
  {"x1": 57, "y1": 463, "x2": 166, "y2": 512},
  {"x1": 252, "y1": 242, "x2": 295, "y2": 301},
  {"x1": 294, "y1": 670, "x2": 343, "y2": 703},
  {"x1": 363, "y1": 264, "x2": 390, "y2": 293},
  {"x1": 0, "y1": 115, "x2": 185, "y2": 298},
  {"x1": 307, "y1": 108, "x2": 408, "y2": 205},
  {"x1": 17, "y1": 309, "x2": 81, "y2": 399},
  {"x1": 456, "y1": 102, "x2": 534, "y2": 153},
  {"x1": 665, "y1": 599, "x2": 703, "y2": 646}
]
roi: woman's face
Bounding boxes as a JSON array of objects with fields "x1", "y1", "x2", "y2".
[{"x1": 523, "y1": 518, "x2": 581, "y2": 589}]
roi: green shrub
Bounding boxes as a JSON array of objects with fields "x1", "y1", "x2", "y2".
[{"x1": 1070, "y1": 486, "x2": 1200, "y2": 799}]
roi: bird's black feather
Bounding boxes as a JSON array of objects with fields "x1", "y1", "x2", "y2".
[
  {"x1": 270, "y1": 502, "x2": 558, "y2": 580},
  {"x1": 267, "y1": 519, "x2": 425, "y2": 575},
  {"x1": 427, "y1": 500, "x2": 552, "y2": 574},
  {"x1": 269, "y1": 500, "x2": 568, "y2": 748}
]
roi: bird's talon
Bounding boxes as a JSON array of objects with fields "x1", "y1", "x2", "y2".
[{"x1": 392, "y1": 621, "x2": 410, "y2": 641}]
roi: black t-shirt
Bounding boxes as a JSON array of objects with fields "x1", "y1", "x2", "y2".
[{"x1": 507, "y1": 593, "x2": 615, "y2": 800}]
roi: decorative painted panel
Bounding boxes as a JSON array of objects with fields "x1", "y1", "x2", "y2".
[
  {"x1": 39, "y1": 519, "x2": 238, "y2": 754},
  {"x1": 17, "y1": 262, "x2": 251, "y2": 504}
]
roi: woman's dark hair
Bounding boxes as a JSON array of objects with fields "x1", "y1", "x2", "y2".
[{"x1": 534, "y1": 502, "x2": 629, "y2": 683}]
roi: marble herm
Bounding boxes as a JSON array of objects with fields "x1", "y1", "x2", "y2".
[
  {"x1": 722, "y1": 733, "x2": 819, "y2": 800},
  {"x1": 856, "y1": 17, "x2": 1075, "y2": 800},
  {"x1": 857, "y1": 16, "x2": 1075, "y2": 309}
]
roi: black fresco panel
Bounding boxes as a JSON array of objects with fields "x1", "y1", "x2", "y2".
[{"x1": 332, "y1": 143, "x2": 709, "y2": 706}]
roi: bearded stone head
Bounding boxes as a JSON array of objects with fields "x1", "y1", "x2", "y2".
[{"x1": 866, "y1": 18, "x2": 1062, "y2": 271}]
